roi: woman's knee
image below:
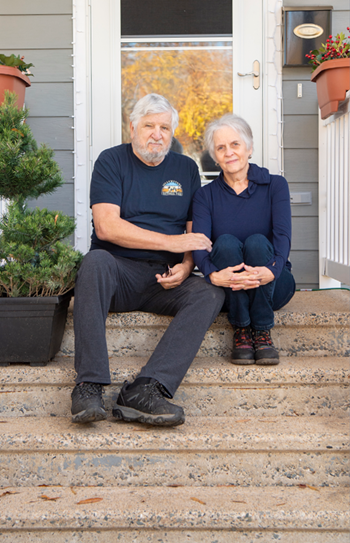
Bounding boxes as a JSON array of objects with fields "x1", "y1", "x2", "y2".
[
  {"x1": 214, "y1": 234, "x2": 241, "y2": 250},
  {"x1": 211, "y1": 234, "x2": 243, "y2": 267},
  {"x1": 244, "y1": 234, "x2": 273, "y2": 266}
]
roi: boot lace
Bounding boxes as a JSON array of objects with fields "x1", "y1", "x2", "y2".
[
  {"x1": 234, "y1": 327, "x2": 253, "y2": 347},
  {"x1": 253, "y1": 330, "x2": 272, "y2": 348},
  {"x1": 77, "y1": 382, "x2": 104, "y2": 400},
  {"x1": 135, "y1": 381, "x2": 171, "y2": 410}
]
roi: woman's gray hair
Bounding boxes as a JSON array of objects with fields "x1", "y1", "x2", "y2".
[
  {"x1": 205, "y1": 113, "x2": 254, "y2": 160},
  {"x1": 130, "y1": 94, "x2": 179, "y2": 133}
]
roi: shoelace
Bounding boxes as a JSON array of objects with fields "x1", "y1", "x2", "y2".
[
  {"x1": 234, "y1": 327, "x2": 253, "y2": 347},
  {"x1": 77, "y1": 383, "x2": 103, "y2": 399},
  {"x1": 134, "y1": 381, "x2": 166, "y2": 410},
  {"x1": 253, "y1": 330, "x2": 272, "y2": 347}
]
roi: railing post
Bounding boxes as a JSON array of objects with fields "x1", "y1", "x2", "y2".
[
  {"x1": 318, "y1": 110, "x2": 341, "y2": 288},
  {"x1": 318, "y1": 92, "x2": 350, "y2": 288}
]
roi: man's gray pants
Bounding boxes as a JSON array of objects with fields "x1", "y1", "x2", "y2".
[{"x1": 73, "y1": 250, "x2": 225, "y2": 397}]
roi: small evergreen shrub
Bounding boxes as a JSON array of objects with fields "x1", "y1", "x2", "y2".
[{"x1": 0, "y1": 92, "x2": 83, "y2": 297}]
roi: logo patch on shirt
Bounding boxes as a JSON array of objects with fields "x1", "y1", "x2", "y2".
[{"x1": 161, "y1": 180, "x2": 183, "y2": 196}]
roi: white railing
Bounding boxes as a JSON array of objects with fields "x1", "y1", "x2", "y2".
[{"x1": 319, "y1": 90, "x2": 350, "y2": 288}]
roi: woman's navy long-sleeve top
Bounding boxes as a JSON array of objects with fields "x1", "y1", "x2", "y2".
[{"x1": 192, "y1": 163, "x2": 292, "y2": 282}]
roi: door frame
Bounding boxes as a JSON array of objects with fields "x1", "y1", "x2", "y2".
[{"x1": 73, "y1": 0, "x2": 283, "y2": 253}]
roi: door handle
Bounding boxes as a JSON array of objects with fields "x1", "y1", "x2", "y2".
[{"x1": 237, "y1": 60, "x2": 260, "y2": 90}]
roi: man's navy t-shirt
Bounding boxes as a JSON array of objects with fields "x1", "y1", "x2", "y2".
[{"x1": 90, "y1": 143, "x2": 201, "y2": 265}]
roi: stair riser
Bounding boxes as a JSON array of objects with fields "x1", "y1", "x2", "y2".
[
  {"x1": 1, "y1": 451, "x2": 348, "y2": 488},
  {"x1": 60, "y1": 325, "x2": 350, "y2": 358},
  {"x1": 1, "y1": 384, "x2": 348, "y2": 418},
  {"x1": 0, "y1": 531, "x2": 349, "y2": 543}
]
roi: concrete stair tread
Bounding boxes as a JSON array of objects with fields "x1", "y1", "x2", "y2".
[
  {"x1": 1, "y1": 291, "x2": 348, "y2": 539},
  {"x1": 0, "y1": 415, "x2": 348, "y2": 452},
  {"x1": 0, "y1": 485, "x2": 349, "y2": 531},
  {"x1": 2, "y1": 355, "x2": 350, "y2": 385},
  {"x1": 61, "y1": 291, "x2": 350, "y2": 358},
  {"x1": 66, "y1": 290, "x2": 350, "y2": 327}
]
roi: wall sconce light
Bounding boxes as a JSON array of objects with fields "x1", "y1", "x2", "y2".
[{"x1": 283, "y1": 6, "x2": 332, "y2": 67}]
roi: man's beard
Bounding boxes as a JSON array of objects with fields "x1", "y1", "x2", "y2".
[{"x1": 132, "y1": 133, "x2": 171, "y2": 164}]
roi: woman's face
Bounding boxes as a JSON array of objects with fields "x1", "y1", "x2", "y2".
[{"x1": 213, "y1": 126, "x2": 252, "y2": 178}]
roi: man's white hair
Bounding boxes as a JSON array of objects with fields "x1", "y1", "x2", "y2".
[{"x1": 130, "y1": 94, "x2": 179, "y2": 134}]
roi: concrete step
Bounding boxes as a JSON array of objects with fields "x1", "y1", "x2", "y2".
[
  {"x1": 0, "y1": 486, "x2": 349, "y2": 540},
  {"x1": 1, "y1": 356, "x2": 349, "y2": 418},
  {"x1": 1, "y1": 531, "x2": 349, "y2": 543},
  {"x1": 60, "y1": 290, "x2": 350, "y2": 358},
  {"x1": 1, "y1": 290, "x2": 348, "y2": 541},
  {"x1": 0, "y1": 416, "x2": 348, "y2": 488}
]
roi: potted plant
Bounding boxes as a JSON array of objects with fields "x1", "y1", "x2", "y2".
[
  {"x1": 306, "y1": 29, "x2": 350, "y2": 120},
  {"x1": 0, "y1": 54, "x2": 34, "y2": 109},
  {"x1": 0, "y1": 92, "x2": 83, "y2": 366}
]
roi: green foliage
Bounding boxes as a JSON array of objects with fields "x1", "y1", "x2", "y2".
[
  {"x1": 0, "y1": 92, "x2": 63, "y2": 202},
  {"x1": 306, "y1": 30, "x2": 350, "y2": 71},
  {"x1": 0, "y1": 93, "x2": 82, "y2": 297},
  {"x1": 0, "y1": 54, "x2": 34, "y2": 76},
  {"x1": 0, "y1": 203, "x2": 83, "y2": 297}
]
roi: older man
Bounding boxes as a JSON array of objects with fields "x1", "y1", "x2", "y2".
[{"x1": 71, "y1": 94, "x2": 224, "y2": 427}]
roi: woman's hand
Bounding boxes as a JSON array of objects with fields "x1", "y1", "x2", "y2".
[
  {"x1": 241, "y1": 265, "x2": 275, "y2": 287},
  {"x1": 209, "y1": 264, "x2": 260, "y2": 290},
  {"x1": 209, "y1": 264, "x2": 275, "y2": 291}
]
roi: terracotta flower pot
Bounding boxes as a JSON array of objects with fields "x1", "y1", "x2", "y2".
[
  {"x1": 0, "y1": 65, "x2": 31, "y2": 108},
  {"x1": 311, "y1": 58, "x2": 350, "y2": 120}
]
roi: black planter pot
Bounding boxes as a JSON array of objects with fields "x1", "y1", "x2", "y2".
[{"x1": 0, "y1": 290, "x2": 73, "y2": 366}]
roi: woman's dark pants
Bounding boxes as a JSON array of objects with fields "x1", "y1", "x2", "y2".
[{"x1": 210, "y1": 234, "x2": 295, "y2": 330}]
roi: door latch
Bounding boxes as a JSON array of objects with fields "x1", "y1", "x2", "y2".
[{"x1": 238, "y1": 60, "x2": 260, "y2": 90}]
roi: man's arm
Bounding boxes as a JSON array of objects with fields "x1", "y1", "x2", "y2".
[
  {"x1": 155, "y1": 221, "x2": 196, "y2": 289},
  {"x1": 92, "y1": 203, "x2": 212, "y2": 253}
]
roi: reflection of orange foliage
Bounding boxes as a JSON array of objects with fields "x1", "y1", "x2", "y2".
[{"x1": 121, "y1": 49, "x2": 232, "y2": 159}]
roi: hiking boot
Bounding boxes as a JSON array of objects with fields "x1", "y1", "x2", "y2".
[
  {"x1": 112, "y1": 378, "x2": 185, "y2": 427},
  {"x1": 252, "y1": 329, "x2": 280, "y2": 365},
  {"x1": 232, "y1": 326, "x2": 255, "y2": 365},
  {"x1": 71, "y1": 382, "x2": 107, "y2": 423}
]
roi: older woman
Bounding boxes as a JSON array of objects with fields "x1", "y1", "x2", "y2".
[{"x1": 192, "y1": 114, "x2": 295, "y2": 365}]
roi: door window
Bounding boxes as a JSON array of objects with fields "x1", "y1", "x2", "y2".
[{"x1": 121, "y1": 0, "x2": 233, "y2": 178}]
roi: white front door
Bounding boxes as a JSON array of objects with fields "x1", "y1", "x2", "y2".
[
  {"x1": 74, "y1": 0, "x2": 282, "y2": 252},
  {"x1": 90, "y1": 0, "x2": 264, "y2": 164}
]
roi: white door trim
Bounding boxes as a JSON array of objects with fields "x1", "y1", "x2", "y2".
[
  {"x1": 72, "y1": 0, "x2": 92, "y2": 253},
  {"x1": 263, "y1": 0, "x2": 284, "y2": 176},
  {"x1": 73, "y1": 0, "x2": 283, "y2": 253}
]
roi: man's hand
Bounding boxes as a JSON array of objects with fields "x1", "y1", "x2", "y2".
[
  {"x1": 167, "y1": 232, "x2": 212, "y2": 253},
  {"x1": 155, "y1": 262, "x2": 192, "y2": 290}
]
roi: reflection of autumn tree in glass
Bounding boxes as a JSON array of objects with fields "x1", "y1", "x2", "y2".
[{"x1": 121, "y1": 48, "x2": 232, "y2": 163}]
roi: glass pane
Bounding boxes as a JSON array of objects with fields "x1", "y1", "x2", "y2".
[{"x1": 121, "y1": 46, "x2": 232, "y2": 171}]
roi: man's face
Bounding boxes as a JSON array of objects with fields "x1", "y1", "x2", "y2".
[{"x1": 130, "y1": 112, "x2": 173, "y2": 166}]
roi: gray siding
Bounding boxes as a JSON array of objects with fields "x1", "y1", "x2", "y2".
[
  {"x1": 283, "y1": 1, "x2": 350, "y2": 289},
  {"x1": 0, "y1": 0, "x2": 74, "y2": 218}
]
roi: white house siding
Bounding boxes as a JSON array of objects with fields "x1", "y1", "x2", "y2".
[
  {"x1": 0, "y1": 0, "x2": 74, "y2": 218},
  {"x1": 282, "y1": 0, "x2": 350, "y2": 288}
]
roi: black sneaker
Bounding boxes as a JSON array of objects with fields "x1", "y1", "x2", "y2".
[
  {"x1": 253, "y1": 329, "x2": 280, "y2": 365},
  {"x1": 112, "y1": 379, "x2": 185, "y2": 427},
  {"x1": 71, "y1": 382, "x2": 107, "y2": 423},
  {"x1": 232, "y1": 326, "x2": 255, "y2": 365}
]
